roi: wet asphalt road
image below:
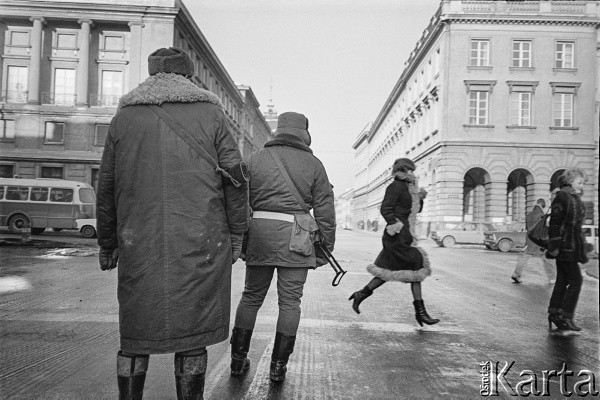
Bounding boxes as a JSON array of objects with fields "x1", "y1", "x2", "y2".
[{"x1": 0, "y1": 228, "x2": 598, "y2": 399}]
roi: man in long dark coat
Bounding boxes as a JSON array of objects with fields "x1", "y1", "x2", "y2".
[{"x1": 96, "y1": 48, "x2": 248, "y2": 399}]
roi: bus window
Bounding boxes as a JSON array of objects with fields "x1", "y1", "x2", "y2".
[
  {"x1": 30, "y1": 187, "x2": 49, "y2": 201},
  {"x1": 50, "y1": 188, "x2": 74, "y2": 202},
  {"x1": 79, "y1": 188, "x2": 95, "y2": 203},
  {"x1": 0, "y1": 186, "x2": 4, "y2": 199},
  {"x1": 6, "y1": 186, "x2": 29, "y2": 200}
]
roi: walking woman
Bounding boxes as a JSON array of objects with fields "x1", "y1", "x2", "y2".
[
  {"x1": 349, "y1": 158, "x2": 439, "y2": 326},
  {"x1": 546, "y1": 168, "x2": 588, "y2": 333}
]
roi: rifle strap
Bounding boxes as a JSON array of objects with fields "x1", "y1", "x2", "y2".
[{"x1": 145, "y1": 105, "x2": 241, "y2": 187}]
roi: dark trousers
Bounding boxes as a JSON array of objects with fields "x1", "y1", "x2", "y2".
[
  {"x1": 548, "y1": 257, "x2": 583, "y2": 317},
  {"x1": 234, "y1": 266, "x2": 308, "y2": 335}
]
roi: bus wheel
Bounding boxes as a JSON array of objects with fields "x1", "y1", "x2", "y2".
[
  {"x1": 8, "y1": 214, "x2": 30, "y2": 233},
  {"x1": 31, "y1": 227, "x2": 46, "y2": 235},
  {"x1": 81, "y1": 225, "x2": 97, "y2": 238}
]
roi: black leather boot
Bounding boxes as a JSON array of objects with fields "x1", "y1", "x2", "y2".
[
  {"x1": 348, "y1": 287, "x2": 373, "y2": 314},
  {"x1": 413, "y1": 299, "x2": 440, "y2": 327},
  {"x1": 548, "y1": 308, "x2": 568, "y2": 331},
  {"x1": 270, "y1": 332, "x2": 296, "y2": 383},
  {"x1": 230, "y1": 327, "x2": 253, "y2": 375},
  {"x1": 117, "y1": 351, "x2": 149, "y2": 400},
  {"x1": 174, "y1": 352, "x2": 207, "y2": 400}
]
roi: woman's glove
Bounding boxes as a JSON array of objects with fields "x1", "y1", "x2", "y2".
[
  {"x1": 231, "y1": 233, "x2": 244, "y2": 263},
  {"x1": 99, "y1": 247, "x2": 119, "y2": 271},
  {"x1": 385, "y1": 221, "x2": 404, "y2": 236}
]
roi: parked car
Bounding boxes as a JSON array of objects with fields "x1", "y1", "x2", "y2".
[
  {"x1": 76, "y1": 218, "x2": 97, "y2": 238},
  {"x1": 483, "y1": 221, "x2": 526, "y2": 252},
  {"x1": 430, "y1": 221, "x2": 500, "y2": 247}
]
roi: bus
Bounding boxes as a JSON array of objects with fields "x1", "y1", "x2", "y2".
[{"x1": 0, "y1": 177, "x2": 96, "y2": 237}]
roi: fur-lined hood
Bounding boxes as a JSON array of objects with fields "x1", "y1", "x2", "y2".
[{"x1": 118, "y1": 73, "x2": 222, "y2": 110}]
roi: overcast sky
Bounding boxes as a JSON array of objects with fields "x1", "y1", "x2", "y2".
[{"x1": 187, "y1": 0, "x2": 441, "y2": 193}]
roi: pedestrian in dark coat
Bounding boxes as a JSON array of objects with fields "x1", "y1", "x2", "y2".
[
  {"x1": 228, "y1": 111, "x2": 336, "y2": 383},
  {"x1": 96, "y1": 48, "x2": 248, "y2": 399},
  {"x1": 511, "y1": 199, "x2": 555, "y2": 284},
  {"x1": 546, "y1": 168, "x2": 588, "y2": 334},
  {"x1": 348, "y1": 158, "x2": 439, "y2": 327}
]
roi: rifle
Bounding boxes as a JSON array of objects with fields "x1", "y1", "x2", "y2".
[{"x1": 314, "y1": 232, "x2": 347, "y2": 287}]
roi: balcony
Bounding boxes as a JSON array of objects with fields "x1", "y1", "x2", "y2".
[
  {"x1": 1, "y1": 90, "x2": 28, "y2": 103},
  {"x1": 3, "y1": 45, "x2": 30, "y2": 58},
  {"x1": 89, "y1": 94, "x2": 121, "y2": 107},
  {"x1": 444, "y1": 1, "x2": 595, "y2": 17},
  {"x1": 41, "y1": 92, "x2": 76, "y2": 106}
]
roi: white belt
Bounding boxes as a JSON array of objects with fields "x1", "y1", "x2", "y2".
[{"x1": 253, "y1": 211, "x2": 294, "y2": 223}]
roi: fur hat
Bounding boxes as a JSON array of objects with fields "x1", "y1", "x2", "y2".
[
  {"x1": 392, "y1": 158, "x2": 416, "y2": 173},
  {"x1": 275, "y1": 112, "x2": 311, "y2": 146},
  {"x1": 148, "y1": 47, "x2": 194, "y2": 77}
]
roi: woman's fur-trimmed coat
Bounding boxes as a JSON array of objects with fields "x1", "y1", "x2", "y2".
[
  {"x1": 367, "y1": 173, "x2": 431, "y2": 282},
  {"x1": 96, "y1": 73, "x2": 248, "y2": 353}
]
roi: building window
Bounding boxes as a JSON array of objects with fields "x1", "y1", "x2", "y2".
[
  {"x1": 95, "y1": 124, "x2": 109, "y2": 145},
  {"x1": 57, "y1": 33, "x2": 77, "y2": 49},
  {"x1": 103, "y1": 35, "x2": 124, "y2": 51},
  {"x1": 6, "y1": 30, "x2": 30, "y2": 56},
  {"x1": 512, "y1": 40, "x2": 531, "y2": 68},
  {"x1": 555, "y1": 41, "x2": 574, "y2": 69},
  {"x1": 100, "y1": 70, "x2": 122, "y2": 106},
  {"x1": 468, "y1": 91, "x2": 489, "y2": 125},
  {"x1": 41, "y1": 166, "x2": 64, "y2": 179},
  {"x1": 6, "y1": 65, "x2": 28, "y2": 103},
  {"x1": 0, "y1": 164, "x2": 15, "y2": 178},
  {"x1": 45, "y1": 122, "x2": 65, "y2": 144},
  {"x1": 53, "y1": 68, "x2": 76, "y2": 105},
  {"x1": 0, "y1": 119, "x2": 16, "y2": 141},
  {"x1": 91, "y1": 168, "x2": 99, "y2": 191},
  {"x1": 510, "y1": 92, "x2": 531, "y2": 126},
  {"x1": 469, "y1": 39, "x2": 490, "y2": 67},
  {"x1": 552, "y1": 93, "x2": 574, "y2": 127},
  {"x1": 10, "y1": 30, "x2": 29, "y2": 46}
]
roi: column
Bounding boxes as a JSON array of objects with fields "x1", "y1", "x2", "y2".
[
  {"x1": 27, "y1": 17, "x2": 45, "y2": 104},
  {"x1": 435, "y1": 179, "x2": 464, "y2": 221},
  {"x1": 485, "y1": 181, "x2": 507, "y2": 224},
  {"x1": 76, "y1": 19, "x2": 92, "y2": 107},
  {"x1": 128, "y1": 22, "x2": 144, "y2": 86}
]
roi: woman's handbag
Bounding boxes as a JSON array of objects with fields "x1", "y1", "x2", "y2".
[
  {"x1": 527, "y1": 209, "x2": 551, "y2": 248},
  {"x1": 266, "y1": 148, "x2": 319, "y2": 256}
]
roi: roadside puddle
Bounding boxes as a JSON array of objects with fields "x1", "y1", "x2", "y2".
[
  {"x1": 0, "y1": 276, "x2": 32, "y2": 293},
  {"x1": 38, "y1": 248, "x2": 98, "y2": 259}
]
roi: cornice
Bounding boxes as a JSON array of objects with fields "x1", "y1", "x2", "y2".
[
  {"x1": 443, "y1": 15, "x2": 599, "y2": 27},
  {"x1": 0, "y1": 1, "x2": 178, "y2": 24}
]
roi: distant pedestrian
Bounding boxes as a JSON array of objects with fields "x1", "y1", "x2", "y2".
[
  {"x1": 511, "y1": 199, "x2": 555, "y2": 284},
  {"x1": 96, "y1": 47, "x2": 248, "y2": 399},
  {"x1": 229, "y1": 111, "x2": 336, "y2": 383},
  {"x1": 348, "y1": 158, "x2": 439, "y2": 327},
  {"x1": 546, "y1": 168, "x2": 588, "y2": 334}
]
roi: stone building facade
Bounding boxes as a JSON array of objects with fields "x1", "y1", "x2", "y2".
[
  {"x1": 353, "y1": 0, "x2": 599, "y2": 232},
  {"x1": 0, "y1": 0, "x2": 272, "y2": 188}
]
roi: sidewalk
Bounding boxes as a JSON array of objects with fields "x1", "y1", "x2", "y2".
[{"x1": 584, "y1": 256, "x2": 599, "y2": 279}]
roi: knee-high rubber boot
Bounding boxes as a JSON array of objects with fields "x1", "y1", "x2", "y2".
[
  {"x1": 117, "y1": 351, "x2": 149, "y2": 400},
  {"x1": 270, "y1": 332, "x2": 296, "y2": 383},
  {"x1": 413, "y1": 299, "x2": 440, "y2": 327},
  {"x1": 174, "y1": 352, "x2": 207, "y2": 400},
  {"x1": 230, "y1": 327, "x2": 253, "y2": 375},
  {"x1": 348, "y1": 287, "x2": 373, "y2": 314}
]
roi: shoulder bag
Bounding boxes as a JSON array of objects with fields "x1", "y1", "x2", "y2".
[{"x1": 527, "y1": 207, "x2": 551, "y2": 248}]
